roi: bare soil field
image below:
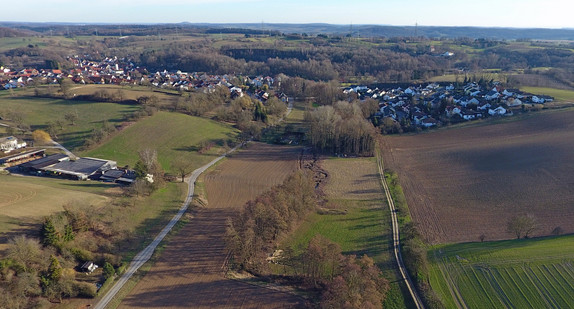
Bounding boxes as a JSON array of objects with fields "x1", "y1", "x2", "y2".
[
  {"x1": 382, "y1": 109, "x2": 574, "y2": 244},
  {"x1": 120, "y1": 143, "x2": 305, "y2": 309}
]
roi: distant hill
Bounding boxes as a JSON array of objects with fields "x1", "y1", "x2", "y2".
[
  {"x1": 0, "y1": 26, "x2": 36, "y2": 37},
  {"x1": 199, "y1": 23, "x2": 574, "y2": 40},
  {"x1": 1, "y1": 22, "x2": 574, "y2": 40}
]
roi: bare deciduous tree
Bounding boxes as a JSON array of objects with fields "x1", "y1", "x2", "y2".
[
  {"x1": 171, "y1": 157, "x2": 194, "y2": 182},
  {"x1": 506, "y1": 214, "x2": 538, "y2": 239}
]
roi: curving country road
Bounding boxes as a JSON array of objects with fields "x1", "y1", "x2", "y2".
[
  {"x1": 94, "y1": 143, "x2": 243, "y2": 309},
  {"x1": 377, "y1": 151, "x2": 426, "y2": 309}
]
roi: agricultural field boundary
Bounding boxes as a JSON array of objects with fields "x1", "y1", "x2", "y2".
[
  {"x1": 94, "y1": 142, "x2": 244, "y2": 309},
  {"x1": 376, "y1": 150, "x2": 425, "y2": 309}
]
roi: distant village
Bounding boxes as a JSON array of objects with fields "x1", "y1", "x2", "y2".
[
  {"x1": 0, "y1": 56, "x2": 284, "y2": 103},
  {"x1": 0, "y1": 55, "x2": 558, "y2": 180}
]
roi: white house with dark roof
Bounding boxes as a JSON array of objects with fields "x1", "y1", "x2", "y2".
[{"x1": 0, "y1": 136, "x2": 26, "y2": 153}]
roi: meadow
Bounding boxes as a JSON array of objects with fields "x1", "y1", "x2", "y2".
[
  {"x1": 0, "y1": 174, "x2": 111, "y2": 252},
  {"x1": 521, "y1": 86, "x2": 574, "y2": 103},
  {"x1": 429, "y1": 235, "x2": 574, "y2": 308},
  {"x1": 82, "y1": 111, "x2": 239, "y2": 173},
  {"x1": 0, "y1": 89, "x2": 139, "y2": 150},
  {"x1": 284, "y1": 157, "x2": 412, "y2": 309}
]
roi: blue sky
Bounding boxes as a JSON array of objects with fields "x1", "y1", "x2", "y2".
[{"x1": 4, "y1": 0, "x2": 573, "y2": 29}]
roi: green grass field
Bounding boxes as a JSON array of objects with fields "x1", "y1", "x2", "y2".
[
  {"x1": 0, "y1": 90, "x2": 139, "y2": 150},
  {"x1": 0, "y1": 174, "x2": 111, "y2": 250},
  {"x1": 521, "y1": 86, "x2": 574, "y2": 103},
  {"x1": 82, "y1": 111, "x2": 238, "y2": 173},
  {"x1": 429, "y1": 235, "x2": 574, "y2": 308},
  {"x1": 282, "y1": 157, "x2": 411, "y2": 309}
]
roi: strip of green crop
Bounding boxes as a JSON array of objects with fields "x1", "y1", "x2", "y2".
[
  {"x1": 428, "y1": 264, "x2": 458, "y2": 308},
  {"x1": 505, "y1": 267, "x2": 542, "y2": 308},
  {"x1": 550, "y1": 263, "x2": 574, "y2": 292},
  {"x1": 470, "y1": 266, "x2": 504, "y2": 309},
  {"x1": 523, "y1": 265, "x2": 558, "y2": 308},
  {"x1": 458, "y1": 265, "x2": 491, "y2": 308},
  {"x1": 514, "y1": 266, "x2": 549, "y2": 308},
  {"x1": 535, "y1": 265, "x2": 569, "y2": 308}
]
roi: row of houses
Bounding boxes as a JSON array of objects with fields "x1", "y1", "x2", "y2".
[
  {"x1": 349, "y1": 81, "x2": 554, "y2": 129},
  {"x1": 1, "y1": 56, "x2": 276, "y2": 97}
]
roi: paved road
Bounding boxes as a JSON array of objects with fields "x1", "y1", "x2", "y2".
[
  {"x1": 377, "y1": 152, "x2": 426, "y2": 309},
  {"x1": 94, "y1": 143, "x2": 243, "y2": 309}
]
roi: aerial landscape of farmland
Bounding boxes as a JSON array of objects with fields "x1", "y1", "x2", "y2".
[{"x1": 3, "y1": 3, "x2": 574, "y2": 307}]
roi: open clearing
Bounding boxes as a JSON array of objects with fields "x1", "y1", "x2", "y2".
[
  {"x1": 83, "y1": 111, "x2": 238, "y2": 173},
  {"x1": 429, "y1": 235, "x2": 574, "y2": 308},
  {"x1": 119, "y1": 143, "x2": 305, "y2": 309},
  {"x1": 383, "y1": 109, "x2": 574, "y2": 244},
  {"x1": 0, "y1": 175, "x2": 109, "y2": 253}
]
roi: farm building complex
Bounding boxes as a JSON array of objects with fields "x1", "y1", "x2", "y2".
[{"x1": 17, "y1": 153, "x2": 134, "y2": 183}]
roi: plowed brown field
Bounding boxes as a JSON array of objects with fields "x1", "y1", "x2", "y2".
[
  {"x1": 383, "y1": 110, "x2": 574, "y2": 244},
  {"x1": 120, "y1": 143, "x2": 305, "y2": 309}
]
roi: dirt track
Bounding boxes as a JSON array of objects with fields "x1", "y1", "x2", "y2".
[
  {"x1": 120, "y1": 143, "x2": 305, "y2": 309},
  {"x1": 383, "y1": 110, "x2": 574, "y2": 244}
]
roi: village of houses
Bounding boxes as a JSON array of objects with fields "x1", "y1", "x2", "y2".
[
  {"x1": 347, "y1": 82, "x2": 554, "y2": 129},
  {"x1": 0, "y1": 55, "x2": 556, "y2": 181}
]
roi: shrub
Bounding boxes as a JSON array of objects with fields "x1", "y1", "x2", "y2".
[{"x1": 74, "y1": 282, "x2": 97, "y2": 298}]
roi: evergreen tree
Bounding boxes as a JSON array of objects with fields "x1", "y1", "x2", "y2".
[
  {"x1": 63, "y1": 225, "x2": 75, "y2": 242},
  {"x1": 103, "y1": 262, "x2": 115, "y2": 280},
  {"x1": 41, "y1": 218, "x2": 60, "y2": 247}
]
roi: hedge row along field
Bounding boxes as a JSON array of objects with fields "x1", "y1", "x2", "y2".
[{"x1": 429, "y1": 235, "x2": 574, "y2": 308}]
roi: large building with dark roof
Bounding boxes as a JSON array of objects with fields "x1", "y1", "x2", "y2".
[
  {"x1": 18, "y1": 155, "x2": 117, "y2": 180},
  {"x1": 43, "y1": 157, "x2": 117, "y2": 180},
  {"x1": 19, "y1": 153, "x2": 69, "y2": 172}
]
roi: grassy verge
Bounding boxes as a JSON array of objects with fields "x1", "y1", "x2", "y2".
[
  {"x1": 102, "y1": 212, "x2": 192, "y2": 309},
  {"x1": 428, "y1": 235, "x2": 574, "y2": 308},
  {"x1": 384, "y1": 169, "x2": 443, "y2": 308},
  {"x1": 116, "y1": 182, "x2": 187, "y2": 261}
]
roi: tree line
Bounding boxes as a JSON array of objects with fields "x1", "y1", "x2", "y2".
[
  {"x1": 305, "y1": 101, "x2": 378, "y2": 156},
  {"x1": 225, "y1": 171, "x2": 389, "y2": 307}
]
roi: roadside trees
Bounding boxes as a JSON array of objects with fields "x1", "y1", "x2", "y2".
[{"x1": 171, "y1": 157, "x2": 194, "y2": 182}]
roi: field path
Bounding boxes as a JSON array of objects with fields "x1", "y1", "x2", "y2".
[
  {"x1": 94, "y1": 143, "x2": 244, "y2": 309},
  {"x1": 377, "y1": 150, "x2": 426, "y2": 309},
  {"x1": 117, "y1": 143, "x2": 305, "y2": 309}
]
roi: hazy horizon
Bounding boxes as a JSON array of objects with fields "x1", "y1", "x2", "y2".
[{"x1": 4, "y1": 0, "x2": 574, "y2": 29}]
